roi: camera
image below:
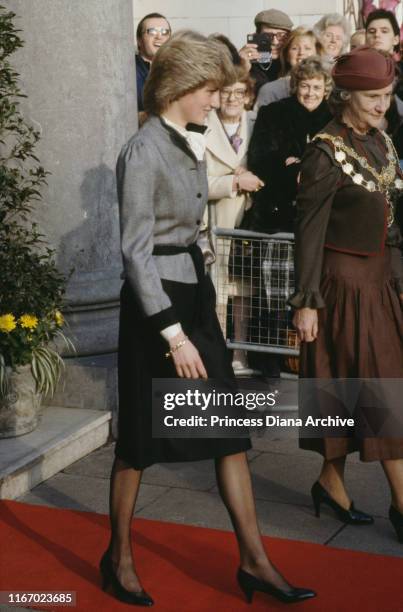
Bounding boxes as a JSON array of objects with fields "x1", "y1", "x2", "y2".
[{"x1": 247, "y1": 32, "x2": 273, "y2": 64}]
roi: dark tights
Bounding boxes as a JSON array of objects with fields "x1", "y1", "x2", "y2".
[{"x1": 107, "y1": 453, "x2": 290, "y2": 593}]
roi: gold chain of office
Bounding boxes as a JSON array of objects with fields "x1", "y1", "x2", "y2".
[{"x1": 314, "y1": 131, "x2": 403, "y2": 227}]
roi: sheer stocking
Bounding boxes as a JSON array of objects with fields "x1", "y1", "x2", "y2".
[
  {"x1": 215, "y1": 452, "x2": 291, "y2": 590},
  {"x1": 108, "y1": 457, "x2": 143, "y2": 592},
  {"x1": 108, "y1": 452, "x2": 296, "y2": 593},
  {"x1": 382, "y1": 458, "x2": 403, "y2": 512},
  {"x1": 318, "y1": 456, "x2": 350, "y2": 509}
]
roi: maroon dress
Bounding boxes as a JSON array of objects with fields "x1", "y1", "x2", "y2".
[{"x1": 290, "y1": 119, "x2": 403, "y2": 461}]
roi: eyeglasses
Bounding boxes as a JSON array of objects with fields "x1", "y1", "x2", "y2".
[
  {"x1": 143, "y1": 27, "x2": 170, "y2": 37},
  {"x1": 221, "y1": 88, "x2": 247, "y2": 100},
  {"x1": 298, "y1": 83, "x2": 324, "y2": 93},
  {"x1": 261, "y1": 30, "x2": 288, "y2": 42},
  {"x1": 271, "y1": 31, "x2": 288, "y2": 41}
]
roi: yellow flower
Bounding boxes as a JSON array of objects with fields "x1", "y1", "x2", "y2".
[
  {"x1": 54, "y1": 310, "x2": 64, "y2": 326},
  {"x1": 0, "y1": 314, "x2": 17, "y2": 333},
  {"x1": 19, "y1": 314, "x2": 39, "y2": 331}
]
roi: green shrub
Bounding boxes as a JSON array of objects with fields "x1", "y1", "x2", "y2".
[{"x1": 0, "y1": 5, "x2": 71, "y2": 397}]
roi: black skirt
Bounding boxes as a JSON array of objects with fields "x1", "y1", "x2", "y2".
[{"x1": 115, "y1": 253, "x2": 251, "y2": 469}]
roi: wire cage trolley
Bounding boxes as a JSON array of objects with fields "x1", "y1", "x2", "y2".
[{"x1": 210, "y1": 227, "x2": 299, "y2": 365}]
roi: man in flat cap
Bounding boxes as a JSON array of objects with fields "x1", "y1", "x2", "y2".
[{"x1": 240, "y1": 9, "x2": 293, "y2": 94}]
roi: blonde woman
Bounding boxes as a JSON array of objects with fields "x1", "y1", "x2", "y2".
[
  {"x1": 102, "y1": 34, "x2": 316, "y2": 607},
  {"x1": 255, "y1": 27, "x2": 324, "y2": 110}
]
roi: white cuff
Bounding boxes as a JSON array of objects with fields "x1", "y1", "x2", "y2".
[{"x1": 160, "y1": 323, "x2": 182, "y2": 341}]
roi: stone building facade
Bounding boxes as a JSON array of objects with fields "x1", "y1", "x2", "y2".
[{"x1": 133, "y1": 0, "x2": 349, "y2": 48}]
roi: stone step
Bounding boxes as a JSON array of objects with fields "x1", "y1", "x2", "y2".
[{"x1": 0, "y1": 406, "x2": 111, "y2": 499}]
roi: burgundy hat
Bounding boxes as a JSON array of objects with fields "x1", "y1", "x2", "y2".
[{"x1": 332, "y1": 45, "x2": 395, "y2": 90}]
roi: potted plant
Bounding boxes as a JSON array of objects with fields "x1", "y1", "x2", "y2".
[{"x1": 0, "y1": 5, "x2": 71, "y2": 437}]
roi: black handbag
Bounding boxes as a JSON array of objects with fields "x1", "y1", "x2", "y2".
[{"x1": 228, "y1": 207, "x2": 261, "y2": 282}]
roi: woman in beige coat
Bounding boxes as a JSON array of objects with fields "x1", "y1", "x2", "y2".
[{"x1": 206, "y1": 66, "x2": 263, "y2": 370}]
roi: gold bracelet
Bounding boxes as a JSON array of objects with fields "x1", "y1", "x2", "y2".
[{"x1": 165, "y1": 339, "x2": 187, "y2": 359}]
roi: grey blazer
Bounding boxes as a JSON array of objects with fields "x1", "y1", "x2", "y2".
[{"x1": 116, "y1": 116, "x2": 208, "y2": 331}]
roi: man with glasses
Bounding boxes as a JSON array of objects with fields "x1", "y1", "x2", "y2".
[
  {"x1": 136, "y1": 13, "x2": 171, "y2": 112},
  {"x1": 239, "y1": 9, "x2": 293, "y2": 94}
]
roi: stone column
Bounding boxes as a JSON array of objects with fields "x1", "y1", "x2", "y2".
[{"x1": 7, "y1": 0, "x2": 137, "y2": 409}]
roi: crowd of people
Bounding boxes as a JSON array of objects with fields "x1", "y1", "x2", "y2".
[
  {"x1": 134, "y1": 7, "x2": 403, "y2": 368},
  {"x1": 99, "y1": 7, "x2": 403, "y2": 608}
]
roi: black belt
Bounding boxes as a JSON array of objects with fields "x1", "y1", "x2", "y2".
[
  {"x1": 152, "y1": 243, "x2": 204, "y2": 286},
  {"x1": 152, "y1": 242, "x2": 207, "y2": 327}
]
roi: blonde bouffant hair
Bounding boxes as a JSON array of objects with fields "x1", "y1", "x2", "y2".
[{"x1": 143, "y1": 32, "x2": 237, "y2": 115}]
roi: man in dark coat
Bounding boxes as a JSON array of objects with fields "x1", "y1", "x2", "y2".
[
  {"x1": 135, "y1": 13, "x2": 171, "y2": 112},
  {"x1": 364, "y1": 9, "x2": 403, "y2": 135},
  {"x1": 239, "y1": 9, "x2": 293, "y2": 94}
]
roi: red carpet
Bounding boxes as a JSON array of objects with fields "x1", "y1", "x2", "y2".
[{"x1": 0, "y1": 500, "x2": 402, "y2": 612}]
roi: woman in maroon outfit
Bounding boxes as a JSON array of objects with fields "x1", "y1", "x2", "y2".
[{"x1": 290, "y1": 46, "x2": 403, "y2": 541}]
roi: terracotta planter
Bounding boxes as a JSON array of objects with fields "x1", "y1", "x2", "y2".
[{"x1": 0, "y1": 364, "x2": 41, "y2": 438}]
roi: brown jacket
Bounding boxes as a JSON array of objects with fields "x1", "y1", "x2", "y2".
[{"x1": 289, "y1": 119, "x2": 403, "y2": 309}]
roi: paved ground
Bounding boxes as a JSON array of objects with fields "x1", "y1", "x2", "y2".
[
  {"x1": 18, "y1": 422, "x2": 403, "y2": 558},
  {"x1": 5, "y1": 404, "x2": 402, "y2": 612}
]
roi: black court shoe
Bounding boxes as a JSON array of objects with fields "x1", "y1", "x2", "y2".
[
  {"x1": 311, "y1": 481, "x2": 374, "y2": 525},
  {"x1": 237, "y1": 568, "x2": 316, "y2": 604},
  {"x1": 100, "y1": 551, "x2": 154, "y2": 606},
  {"x1": 389, "y1": 505, "x2": 403, "y2": 543}
]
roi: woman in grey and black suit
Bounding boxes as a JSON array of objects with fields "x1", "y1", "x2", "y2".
[{"x1": 100, "y1": 34, "x2": 316, "y2": 607}]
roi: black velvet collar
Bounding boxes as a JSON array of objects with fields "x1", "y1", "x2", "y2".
[{"x1": 186, "y1": 123, "x2": 208, "y2": 134}]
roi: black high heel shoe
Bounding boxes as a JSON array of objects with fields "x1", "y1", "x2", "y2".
[
  {"x1": 389, "y1": 505, "x2": 403, "y2": 543},
  {"x1": 311, "y1": 481, "x2": 373, "y2": 525},
  {"x1": 100, "y1": 551, "x2": 154, "y2": 606},
  {"x1": 237, "y1": 568, "x2": 316, "y2": 604}
]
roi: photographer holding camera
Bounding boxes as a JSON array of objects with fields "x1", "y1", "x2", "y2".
[{"x1": 239, "y1": 9, "x2": 293, "y2": 95}]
